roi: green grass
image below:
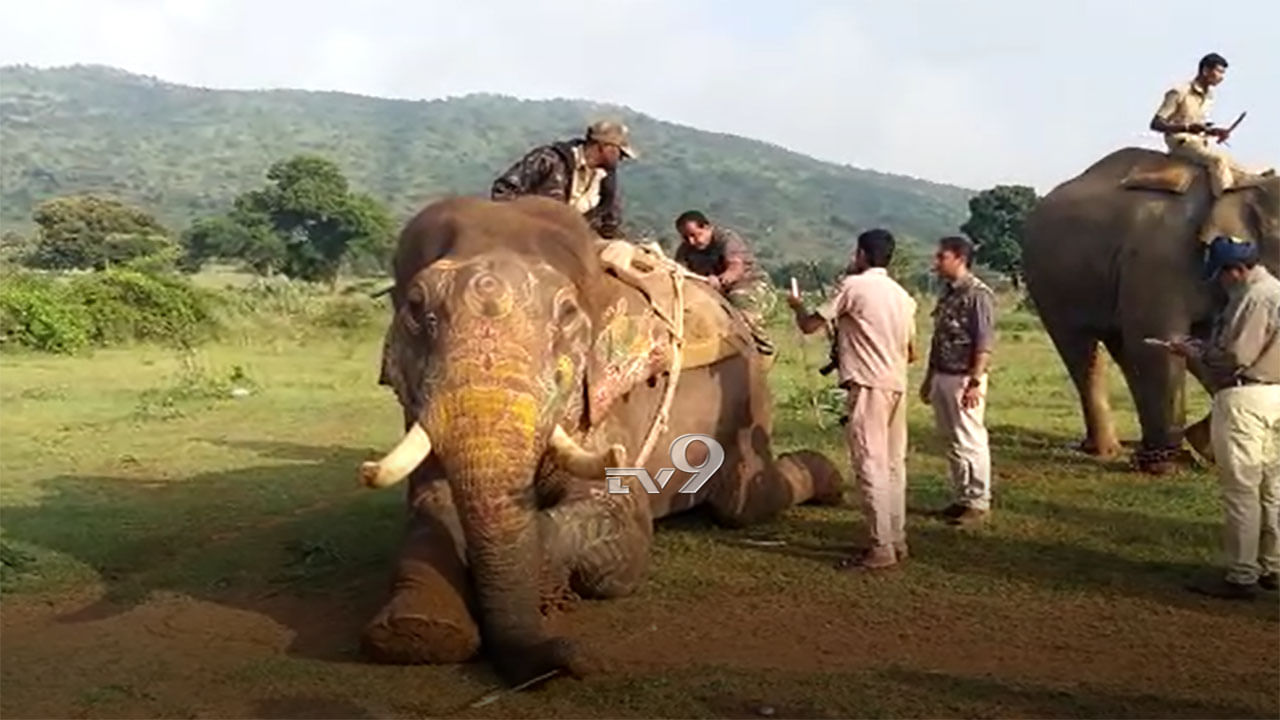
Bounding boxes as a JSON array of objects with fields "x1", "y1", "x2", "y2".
[{"x1": 1, "y1": 290, "x2": 1272, "y2": 719}]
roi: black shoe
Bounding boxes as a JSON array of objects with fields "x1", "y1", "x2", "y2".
[
  {"x1": 1187, "y1": 576, "x2": 1257, "y2": 600},
  {"x1": 938, "y1": 503, "x2": 967, "y2": 519},
  {"x1": 1259, "y1": 573, "x2": 1279, "y2": 592}
]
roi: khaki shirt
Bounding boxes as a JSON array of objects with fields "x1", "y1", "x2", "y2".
[
  {"x1": 1154, "y1": 80, "x2": 1213, "y2": 151},
  {"x1": 568, "y1": 144, "x2": 607, "y2": 214},
  {"x1": 1200, "y1": 266, "x2": 1280, "y2": 388},
  {"x1": 816, "y1": 268, "x2": 918, "y2": 393}
]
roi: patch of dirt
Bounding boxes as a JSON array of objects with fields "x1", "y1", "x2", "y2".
[{"x1": 2, "y1": 569, "x2": 1277, "y2": 718}]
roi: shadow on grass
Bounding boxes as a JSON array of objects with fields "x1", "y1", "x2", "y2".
[
  {"x1": 878, "y1": 666, "x2": 1269, "y2": 719},
  {"x1": 0, "y1": 440, "x2": 441, "y2": 667},
  {"x1": 720, "y1": 512, "x2": 1273, "y2": 621}
]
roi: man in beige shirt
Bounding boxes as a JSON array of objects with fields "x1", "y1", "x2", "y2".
[
  {"x1": 1165, "y1": 236, "x2": 1280, "y2": 599},
  {"x1": 788, "y1": 229, "x2": 918, "y2": 571},
  {"x1": 1150, "y1": 53, "x2": 1271, "y2": 203}
]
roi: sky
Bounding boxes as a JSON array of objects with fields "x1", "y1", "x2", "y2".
[{"x1": 1, "y1": 0, "x2": 1277, "y2": 192}]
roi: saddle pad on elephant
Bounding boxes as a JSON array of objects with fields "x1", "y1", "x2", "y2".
[
  {"x1": 1120, "y1": 156, "x2": 1199, "y2": 194},
  {"x1": 597, "y1": 240, "x2": 752, "y2": 370}
]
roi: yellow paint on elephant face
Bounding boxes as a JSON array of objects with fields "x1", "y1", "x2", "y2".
[{"x1": 430, "y1": 386, "x2": 540, "y2": 462}]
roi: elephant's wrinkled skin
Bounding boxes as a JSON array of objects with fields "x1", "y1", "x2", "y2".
[
  {"x1": 1023, "y1": 148, "x2": 1279, "y2": 471},
  {"x1": 359, "y1": 196, "x2": 841, "y2": 683}
]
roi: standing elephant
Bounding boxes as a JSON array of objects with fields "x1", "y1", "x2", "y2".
[
  {"x1": 1023, "y1": 147, "x2": 1279, "y2": 472},
  {"x1": 356, "y1": 196, "x2": 840, "y2": 684}
]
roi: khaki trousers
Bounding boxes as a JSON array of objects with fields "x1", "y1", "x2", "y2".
[
  {"x1": 930, "y1": 374, "x2": 992, "y2": 510},
  {"x1": 845, "y1": 384, "x2": 908, "y2": 551},
  {"x1": 1166, "y1": 135, "x2": 1250, "y2": 198},
  {"x1": 1210, "y1": 384, "x2": 1280, "y2": 585}
]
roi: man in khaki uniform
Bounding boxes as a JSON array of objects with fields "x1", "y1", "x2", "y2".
[
  {"x1": 1149, "y1": 53, "x2": 1271, "y2": 204},
  {"x1": 1166, "y1": 236, "x2": 1280, "y2": 599},
  {"x1": 788, "y1": 229, "x2": 918, "y2": 571}
]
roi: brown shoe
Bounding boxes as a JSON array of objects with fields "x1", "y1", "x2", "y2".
[
  {"x1": 947, "y1": 507, "x2": 989, "y2": 526},
  {"x1": 834, "y1": 546, "x2": 897, "y2": 572}
]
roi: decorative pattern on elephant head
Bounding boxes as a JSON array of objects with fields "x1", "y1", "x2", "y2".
[{"x1": 584, "y1": 295, "x2": 672, "y2": 426}]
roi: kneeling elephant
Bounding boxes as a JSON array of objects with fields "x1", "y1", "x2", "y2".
[{"x1": 357, "y1": 196, "x2": 840, "y2": 684}]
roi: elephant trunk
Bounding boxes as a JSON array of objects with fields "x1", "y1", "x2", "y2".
[{"x1": 426, "y1": 384, "x2": 575, "y2": 683}]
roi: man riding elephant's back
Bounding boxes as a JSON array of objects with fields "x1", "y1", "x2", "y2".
[{"x1": 491, "y1": 120, "x2": 636, "y2": 239}]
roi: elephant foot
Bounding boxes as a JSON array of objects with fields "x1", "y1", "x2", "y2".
[
  {"x1": 360, "y1": 589, "x2": 480, "y2": 664},
  {"x1": 1076, "y1": 437, "x2": 1121, "y2": 458},
  {"x1": 1185, "y1": 416, "x2": 1214, "y2": 464},
  {"x1": 776, "y1": 450, "x2": 842, "y2": 505},
  {"x1": 1131, "y1": 446, "x2": 1198, "y2": 475},
  {"x1": 491, "y1": 636, "x2": 607, "y2": 686}
]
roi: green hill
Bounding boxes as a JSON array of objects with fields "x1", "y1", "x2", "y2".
[{"x1": 0, "y1": 65, "x2": 972, "y2": 262}]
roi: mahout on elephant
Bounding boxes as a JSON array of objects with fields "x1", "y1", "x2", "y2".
[
  {"x1": 356, "y1": 195, "x2": 841, "y2": 684},
  {"x1": 1023, "y1": 148, "x2": 1279, "y2": 472}
]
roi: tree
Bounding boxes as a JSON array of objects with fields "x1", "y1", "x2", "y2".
[
  {"x1": 27, "y1": 195, "x2": 175, "y2": 270},
  {"x1": 181, "y1": 155, "x2": 394, "y2": 286},
  {"x1": 960, "y1": 185, "x2": 1039, "y2": 289},
  {"x1": 179, "y1": 215, "x2": 284, "y2": 275}
]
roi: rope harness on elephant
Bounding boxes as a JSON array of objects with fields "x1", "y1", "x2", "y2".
[{"x1": 612, "y1": 242, "x2": 688, "y2": 468}]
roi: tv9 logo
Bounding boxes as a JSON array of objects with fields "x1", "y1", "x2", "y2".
[{"x1": 605, "y1": 434, "x2": 725, "y2": 495}]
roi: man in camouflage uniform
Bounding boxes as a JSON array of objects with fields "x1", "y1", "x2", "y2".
[
  {"x1": 490, "y1": 120, "x2": 635, "y2": 239},
  {"x1": 673, "y1": 210, "x2": 775, "y2": 355},
  {"x1": 920, "y1": 236, "x2": 997, "y2": 526}
]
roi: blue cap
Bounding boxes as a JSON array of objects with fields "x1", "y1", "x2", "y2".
[{"x1": 1203, "y1": 236, "x2": 1258, "y2": 280}]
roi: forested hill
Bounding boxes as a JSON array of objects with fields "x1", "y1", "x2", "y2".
[{"x1": 0, "y1": 65, "x2": 972, "y2": 261}]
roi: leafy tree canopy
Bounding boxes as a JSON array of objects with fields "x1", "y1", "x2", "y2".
[
  {"x1": 960, "y1": 184, "x2": 1039, "y2": 289},
  {"x1": 26, "y1": 194, "x2": 174, "y2": 270},
  {"x1": 182, "y1": 155, "x2": 394, "y2": 284}
]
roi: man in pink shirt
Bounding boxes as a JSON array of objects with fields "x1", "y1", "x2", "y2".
[{"x1": 788, "y1": 229, "x2": 919, "y2": 570}]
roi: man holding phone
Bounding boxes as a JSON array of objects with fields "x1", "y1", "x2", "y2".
[{"x1": 788, "y1": 229, "x2": 918, "y2": 571}]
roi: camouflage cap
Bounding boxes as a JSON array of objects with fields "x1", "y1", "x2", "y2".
[{"x1": 586, "y1": 120, "x2": 637, "y2": 159}]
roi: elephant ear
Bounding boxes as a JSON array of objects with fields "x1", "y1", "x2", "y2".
[{"x1": 581, "y1": 282, "x2": 673, "y2": 428}]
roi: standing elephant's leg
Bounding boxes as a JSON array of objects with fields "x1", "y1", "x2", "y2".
[
  {"x1": 543, "y1": 487, "x2": 653, "y2": 599},
  {"x1": 1118, "y1": 326, "x2": 1189, "y2": 472},
  {"x1": 1183, "y1": 355, "x2": 1217, "y2": 463},
  {"x1": 1044, "y1": 322, "x2": 1120, "y2": 457},
  {"x1": 362, "y1": 457, "x2": 480, "y2": 664}
]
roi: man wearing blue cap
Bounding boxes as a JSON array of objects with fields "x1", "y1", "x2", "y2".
[{"x1": 1163, "y1": 236, "x2": 1280, "y2": 599}]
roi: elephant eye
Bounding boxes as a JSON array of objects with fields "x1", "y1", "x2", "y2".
[
  {"x1": 421, "y1": 311, "x2": 438, "y2": 337},
  {"x1": 403, "y1": 287, "x2": 437, "y2": 337},
  {"x1": 555, "y1": 297, "x2": 581, "y2": 325}
]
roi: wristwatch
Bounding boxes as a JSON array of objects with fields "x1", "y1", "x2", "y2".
[{"x1": 966, "y1": 378, "x2": 981, "y2": 389}]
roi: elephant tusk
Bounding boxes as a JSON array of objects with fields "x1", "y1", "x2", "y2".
[
  {"x1": 549, "y1": 424, "x2": 626, "y2": 478},
  {"x1": 360, "y1": 422, "x2": 433, "y2": 488}
]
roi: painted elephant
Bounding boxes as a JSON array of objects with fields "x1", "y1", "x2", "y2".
[
  {"x1": 356, "y1": 196, "x2": 841, "y2": 684},
  {"x1": 1023, "y1": 147, "x2": 1279, "y2": 472}
]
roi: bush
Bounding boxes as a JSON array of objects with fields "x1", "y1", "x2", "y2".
[
  {"x1": 0, "y1": 272, "x2": 92, "y2": 352},
  {"x1": 0, "y1": 268, "x2": 219, "y2": 353},
  {"x1": 70, "y1": 269, "x2": 218, "y2": 346}
]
